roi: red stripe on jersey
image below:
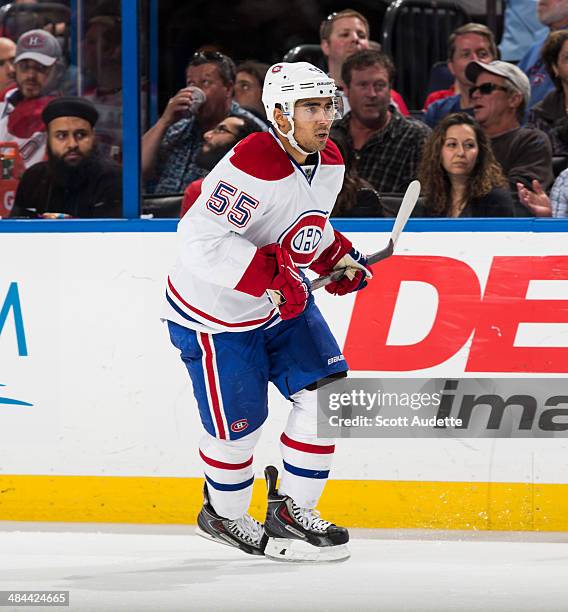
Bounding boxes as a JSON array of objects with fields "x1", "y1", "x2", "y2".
[
  {"x1": 168, "y1": 277, "x2": 276, "y2": 328},
  {"x1": 230, "y1": 132, "x2": 294, "y2": 181},
  {"x1": 200, "y1": 333, "x2": 227, "y2": 440},
  {"x1": 320, "y1": 138, "x2": 343, "y2": 166},
  {"x1": 280, "y1": 432, "x2": 335, "y2": 454},
  {"x1": 199, "y1": 449, "x2": 253, "y2": 470}
]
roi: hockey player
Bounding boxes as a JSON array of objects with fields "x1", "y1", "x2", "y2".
[{"x1": 164, "y1": 61, "x2": 372, "y2": 562}]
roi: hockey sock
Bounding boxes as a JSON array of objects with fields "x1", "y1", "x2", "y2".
[
  {"x1": 198, "y1": 428, "x2": 261, "y2": 519},
  {"x1": 279, "y1": 388, "x2": 335, "y2": 508}
]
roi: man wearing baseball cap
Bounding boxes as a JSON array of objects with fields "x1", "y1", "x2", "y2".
[
  {"x1": 10, "y1": 96, "x2": 121, "y2": 218},
  {"x1": 0, "y1": 29, "x2": 62, "y2": 169},
  {"x1": 466, "y1": 59, "x2": 553, "y2": 214}
]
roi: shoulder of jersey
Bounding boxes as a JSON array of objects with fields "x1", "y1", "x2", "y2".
[
  {"x1": 320, "y1": 138, "x2": 343, "y2": 166},
  {"x1": 229, "y1": 132, "x2": 294, "y2": 181}
]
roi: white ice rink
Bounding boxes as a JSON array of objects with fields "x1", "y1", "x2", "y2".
[{"x1": 1, "y1": 524, "x2": 567, "y2": 612}]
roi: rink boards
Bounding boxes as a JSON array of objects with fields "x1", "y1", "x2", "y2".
[{"x1": 1, "y1": 221, "x2": 568, "y2": 529}]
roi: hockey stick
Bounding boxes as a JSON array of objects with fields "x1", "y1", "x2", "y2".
[{"x1": 310, "y1": 180, "x2": 421, "y2": 291}]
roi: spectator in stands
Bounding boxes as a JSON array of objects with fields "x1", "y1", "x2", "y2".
[
  {"x1": 331, "y1": 49, "x2": 431, "y2": 194},
  {"x1": 142, "y1": 50, "x2": 265, "y2": 194},
  {"x1": 330, "y1": 129, "x2": 382, "y2": 217},
  {"x1": 180, "y1": 113, "x2": 262, "y2": 216},
  {"x1": 517, "y1": 167, "x2": 568, "y2": 216},
  {"x1": 234, "y1": 60, "x2": 269, "y2": 121},
  {"x1": 0, "y1": 29, "x2": 62, "y2": 168},
  {"x1": 518, "y1": 0, "x2": 568, "y2": 109},
  {"x1": 467, "y1": 59, "x2": 554, "y2": 208},
  {"x1": 10, "y1": 97, "x2": 121, "y2": 218},
  {"x1": 499, "y1": 0, "x2": 549, "y2": 63},
  {"x1": 0, "y1": 37, "x2": 15, "y2": 91},
  {"x1": 82, "y1": 15, "x2": 122, "y2": 160},
  {"x1": 319, "y1": 8, "x2": 409, "y2": 116},
  {"x1": 424, "y1": 23, "x2": 498, "y2": 127},
  {"x1": 417, "y1": 113, "x2": 514, "y2": 217},
  {"x1": 528, "y1": 30, "x2": 568, "y2": 155}
]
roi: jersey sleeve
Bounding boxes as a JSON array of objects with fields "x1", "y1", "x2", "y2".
[{"x1": 176, "y1": 159, "x2": 275, "y2": 296}]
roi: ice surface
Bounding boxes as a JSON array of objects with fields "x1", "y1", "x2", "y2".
[{"x1": 0, "y1": 524, "x2": 567, "y2": 612}]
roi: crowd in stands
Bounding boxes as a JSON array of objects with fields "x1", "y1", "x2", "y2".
[{"x1": 3, "y1": 2, "x2": 568, "y2": 219}]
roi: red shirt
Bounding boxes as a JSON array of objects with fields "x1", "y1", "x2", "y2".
[{"x1": 423, "y1": 87, "x2": 456, "y2": 110}]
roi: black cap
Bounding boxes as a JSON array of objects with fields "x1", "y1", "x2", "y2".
[{"x1": 42, "y1": 97, "x2": 99, "y2": 127}]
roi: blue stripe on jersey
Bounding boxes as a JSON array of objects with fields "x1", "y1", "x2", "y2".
[
  {"x1": 167, "y1": 291, "x2": 279, "y2": 330},
  {"x1": 166, "y1": 291, "x2": 201, "y2": 324},
  {"x1": 205, "y1": 474, "x2": 255, "y2": 492},
  {"x1": 282, "y1": 460, "x2": 330, "y2": 479}
]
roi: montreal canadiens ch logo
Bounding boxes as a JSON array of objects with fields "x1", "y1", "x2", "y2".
[
  {"x1": 292, "y1": 226, "x2": 323, "y2": 253},
  {"x1": 231, "y1": 419, "x2": 249, "y2": 433},
  {"x1": 271, "y1": 65, "x2": 283, "y2": 73},
  {"x1": 278, "y1": 211, "x2": 327, "y2": 266}
]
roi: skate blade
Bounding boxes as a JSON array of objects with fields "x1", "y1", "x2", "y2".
[
  {"x1": 195, "y1": 525, "x2": 235, "y2": 549},
  {"x1": 264, "y1": 537, "x2": 350, "y2": 563}
]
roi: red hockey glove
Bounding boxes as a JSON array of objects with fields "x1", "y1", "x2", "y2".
[
  {"x1": 310, "y1": 230, "x2": 372, "y2": 296},
  {"x1": 268, "y1": 245, "x2": 310, "y2": 319}
]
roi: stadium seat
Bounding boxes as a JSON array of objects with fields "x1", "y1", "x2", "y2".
[
  {"x1": 142, "y1": 194, "x2": 183, "y2": 218},
  {"x1": 282, "y1": 45, "x2": 327, "y2": 71},
  {"x1": 425, "y1": 61, "x2": 454, "y2": 99},
  {"x1": 381, "y1": 0, "x2": 470, "y2": 110},
  {"x1": 552, "y1": 156, "x2": 568, "y2": 178}
]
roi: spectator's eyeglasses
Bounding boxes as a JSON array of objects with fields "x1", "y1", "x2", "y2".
[
  {"x1": 0, "y1": 57, "x2": 14, "y2": 67},
  {"x1": 469, "y1": 82, "x2": 510, "y2": 97},
  {"x1": 210, "y1": 124, "x2": 238, "y2": 137}
]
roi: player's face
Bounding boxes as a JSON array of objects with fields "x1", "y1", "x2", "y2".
[
  {"x1": 15, "y1": 59, "x2": 54, "y2": 98},
  {"x1": 201, "y1": 116, "x2": 243, "y2": 153},
  {"x1": 321, "y1": 17, "x2": 369, "y2": 63},
  {"x1": 345, "y1": 63, "x2": 390, "y2": 125},
  {"x1": 292, "y1": 97, "x2": 334, "y2": 152},
  {"x1": 441, "y1": 123, "x2": 478, "y2": 178},
  {"x1": 234, "y1": 71, "x2": 262, "y2": 111},
  {"x1": 538, "y1": 0, "x2": 568, "y2": 27},
  {"x1": 186, "y1": 63, "x2": 232, "y2": 121},
  {"x1": 48, "y1": 117, "x2": 95, "y2": 166},
  {"x1": 470, "y1": 73, "x2": 518, "y2": 127},
  {"x1": 449, "y1": 33, "x2": 494, "y2": 86},
  {"x1": 553, "y1": 39, "x2": 568, "y2": 87}
]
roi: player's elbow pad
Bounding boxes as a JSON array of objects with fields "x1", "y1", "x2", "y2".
[{"x1": 234, "y1": 244, "x2": 278, "y2": 297}]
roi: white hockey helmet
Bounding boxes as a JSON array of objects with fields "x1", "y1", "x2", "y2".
[{"x1": 262, "y1": 62, "x2": 342, "y2": 155}]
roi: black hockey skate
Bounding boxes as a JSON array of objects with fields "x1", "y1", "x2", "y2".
[
  {"x1": 263, "y1": 465, "x2": 350, "y2": 562},
  {"x1": 196, "y1": 483, "x2": 267, "y2": 556}
]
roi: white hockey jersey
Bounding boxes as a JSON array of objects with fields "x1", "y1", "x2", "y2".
[
  {"x1": 164, "y1": 130, "x2": 345, "y2": 334},
  {"x1": 0, "y1": 88, "x2": 52, "y2": 169}
]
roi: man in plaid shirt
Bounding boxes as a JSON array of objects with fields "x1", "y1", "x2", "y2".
[{"x1": 331, "y1": 49, "x2": 431, "y2": 194}]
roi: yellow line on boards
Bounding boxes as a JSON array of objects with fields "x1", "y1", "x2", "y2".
[{"x1": 0, "y1": 475, "x2": 567, "y2": 530}]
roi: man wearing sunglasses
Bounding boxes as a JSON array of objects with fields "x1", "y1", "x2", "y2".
[
  {"x1": 466, "y1": 59, "x2": 553, "y2": 212},
  {"x1": 424, "y1": 23, "x2": 498, "y2": 128},
  {"x1": 142, "y1": 50, "x2": 266, "y2": 195}
]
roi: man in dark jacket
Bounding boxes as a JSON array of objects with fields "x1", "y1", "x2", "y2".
[{"x1": 10, "y1": 96, "x2": 121, "y2": 218}]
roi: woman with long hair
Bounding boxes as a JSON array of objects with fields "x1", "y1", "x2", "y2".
[{"x1": 417, "y1": 112, "x2": 514, "y2": 217}]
